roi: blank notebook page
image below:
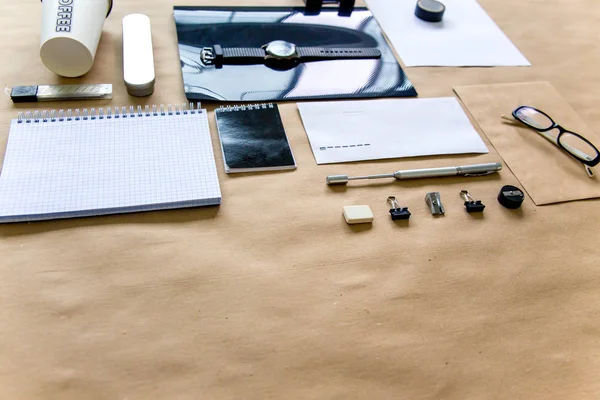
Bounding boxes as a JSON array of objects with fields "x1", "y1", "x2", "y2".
[{"x1": 0, "y1": 109, "x2": 221, "y2": 223}]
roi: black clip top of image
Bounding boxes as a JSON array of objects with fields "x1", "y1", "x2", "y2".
[{"x1": 304, "y1": 0, "x2": 355, "y2": 16}]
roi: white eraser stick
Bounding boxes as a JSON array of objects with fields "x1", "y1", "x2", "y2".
[{"x1": 122, "y1": 14, "x2": 155, "y2": 97}]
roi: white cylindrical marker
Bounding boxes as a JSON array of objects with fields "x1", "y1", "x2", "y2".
[{"x1": 122, "y1": 14, "x2": 156, "y2": 97}]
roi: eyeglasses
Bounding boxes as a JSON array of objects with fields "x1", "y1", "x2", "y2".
[{"x1": 502, "y1": 106, "x2": 600, "y2": 178}]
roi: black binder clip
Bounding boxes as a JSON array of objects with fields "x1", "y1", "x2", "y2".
[
  {"x1": 303, "y1": 0, "x2": 355, "y2": 16},
  {"x1": 387, "y1": 196, "x2": 411, "y2": 220},
  {"x1": 460, "y1": 190, "x2": 485, "y2": 213}
]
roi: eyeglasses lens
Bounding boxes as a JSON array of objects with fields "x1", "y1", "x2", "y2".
[
  {"x1": 515, "y1": 108, "x2": 553, "y2": 130},
  {"x1": 558, "y1": 131, "x2": 599, "y2": 162}
]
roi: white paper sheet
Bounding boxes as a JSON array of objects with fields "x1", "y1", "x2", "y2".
[
  {"x1": 365, "y1": 0, "x2": 530, "y2": 67},
  {"x1": 298, "y1": 98, "x2": 489, "y2": 164}
]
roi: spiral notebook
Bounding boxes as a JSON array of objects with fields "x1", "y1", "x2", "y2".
[
  {"x1": 0, "y1": 104, "x2": 221, "y2": 223},
  {"x1": 215, "y1": 103, "x2": 296, "y2": 173}
]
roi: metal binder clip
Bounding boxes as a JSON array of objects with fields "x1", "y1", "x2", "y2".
[
  {"x1": 425, "y1": 192, "x2": 444, "y2": 215},
  {"x1": 460, "y1": 190, "x2": 485, "y2": 213},
  {"x1": 387, "y1": 196, "x2": 411, "y2": 220}
]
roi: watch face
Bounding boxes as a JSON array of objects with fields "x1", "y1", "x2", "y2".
[{"x1": 265, "y1": 40, "x2": 297, "y2": 58}]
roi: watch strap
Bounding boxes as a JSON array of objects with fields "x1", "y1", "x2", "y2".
[
  {"x1": 210, "y1": 45, "x2": 381, "y2": 65},
  {"x1": 296, "y1": 47, "x2": 381, "y2": 61},
  {"x1": 216, "y1": 45, "x2": 265, "y2": 64}
]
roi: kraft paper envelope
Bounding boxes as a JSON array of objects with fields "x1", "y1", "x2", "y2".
[{"x1": 454, "y1": 81, "x2": 600, "y2": 205}]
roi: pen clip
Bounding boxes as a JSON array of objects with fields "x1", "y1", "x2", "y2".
[{"x1": 464, "y1": 171, "x2": 495, "y2": 177}]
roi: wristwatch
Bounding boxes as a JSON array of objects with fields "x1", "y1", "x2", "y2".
[{"x1": 200, "y1": 40, "x2": 381, "y2": 66}]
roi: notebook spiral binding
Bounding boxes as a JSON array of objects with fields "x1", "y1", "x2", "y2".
[
  {"x1": 217, "y1": 103, "x2": 275, "y2": 112},
  {"x1": 16, "y1": 103, "x2": 202, "y2": 123}
]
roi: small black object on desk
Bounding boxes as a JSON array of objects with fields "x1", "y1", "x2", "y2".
[
  {"x1": 498, "y1": 185, "x2": 525, "y2": 209},
  {"x1": 390, "y1": 208, "x2": 411, "y2": 220},
  {"x1": 464, "y1": 200, "x2": 486, "y2": 213},
  {"x1": 387, "y1": 196, "x2": 411, "y2": 220},
  {"x1": 415, "y1": 0, "x2": 446, "y2": 22},
  {"x1": 460, "y1": 190, "x2": 485, "y2": 213}
]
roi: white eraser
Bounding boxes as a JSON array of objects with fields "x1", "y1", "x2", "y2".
[
  {"x1": 122, "y1": 14, "x2": 155, "y2": 97},
  {"x1": 343, "y1": 205, "x2": 374, "y2": 224}
]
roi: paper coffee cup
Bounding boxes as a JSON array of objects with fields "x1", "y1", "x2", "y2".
[{"x1": 40, "y1": 0, "x2": 113, "y2": 77}]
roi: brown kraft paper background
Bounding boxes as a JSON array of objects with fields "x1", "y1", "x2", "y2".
[{"x1": 1, "y1": 0, "x2": 600, "y2": 399}]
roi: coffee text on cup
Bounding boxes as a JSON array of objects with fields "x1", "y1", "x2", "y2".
[{"x1": 55, "y1": 0, "x2": 74, "y2": 32}]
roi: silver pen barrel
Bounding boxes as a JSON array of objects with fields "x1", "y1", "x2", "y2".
[
  {"x1": 456, "y1": 162, "x2": 502, "y2": 176},
  {"x1": 326, "y1": 162, "x2": 502, "y2": 185},
  {"x1": 394, "y1": 166, "x2": 458, "y2": 180},
  {"x1": 394, "y1": 162, "x2": 502, "y2": 179}
]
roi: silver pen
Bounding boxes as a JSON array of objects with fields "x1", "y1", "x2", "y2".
[{"x1": 326, "y1": 162, "x2": 502, "y2": 185}]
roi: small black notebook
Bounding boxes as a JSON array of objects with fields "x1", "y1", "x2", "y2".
[{"x1": 215, "y1": 103, "x2": 296, "y2": 173}]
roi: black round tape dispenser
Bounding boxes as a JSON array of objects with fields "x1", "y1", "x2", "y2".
[
  {"x1": 415, "y1": 0, "x2": 446, "y2": 22},
  {"x1": 498, "y1": 185, "x2": 525, "y2": 209}
]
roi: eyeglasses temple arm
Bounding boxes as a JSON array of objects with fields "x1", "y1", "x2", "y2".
[{"x1": 500, "y1": 114, "x2": 522, "y2": 125}]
